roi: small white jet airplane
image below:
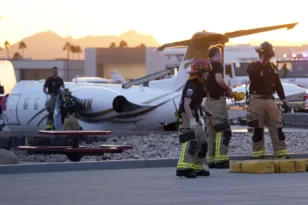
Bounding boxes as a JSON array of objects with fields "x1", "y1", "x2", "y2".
[{"x1": 0, "y1": 22, "x2": 301, "y2": 131}]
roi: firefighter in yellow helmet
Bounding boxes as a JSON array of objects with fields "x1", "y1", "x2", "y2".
[
  {"x1": 175, "y1": 59, "x2": 212, "y2": 178},
  {"x1": 246, "y1": 41, "x2": 291, "y2": 159},
  {"x1": 59, "y1": 88, "x2": 82, "y2": 130}
]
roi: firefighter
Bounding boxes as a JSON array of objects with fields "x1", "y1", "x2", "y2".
[
  {"x1": 246, "y1": 41, "x2": 291, "y2": 159},
  {"x1": 43, "y1": 67, "x2": 65, "y2": 130},
  {"x1": 59, "y1": 88, "x2": 82, "y2": 130},
  {"x1": 204, "y1": 45, "x2": 233, "y2": 169},
  {"x1": 175, "y1": 59, "x2": 212, "y2": 178}
]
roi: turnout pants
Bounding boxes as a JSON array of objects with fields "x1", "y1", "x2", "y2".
[
  {"x1": 45, "y1": 94, "x2": 57, "y2": 130},
  {"x1": 205, "y1": 96, "x2": 232, "y2": 165},
  {"x1": 63, "y1": 115, "x2": 80, "y2": 130},
  {"x1": 176, "y1": 115, "x2": 209, "y2": 172},
  {"x1": 246, "y1": 95, "x2": 287, "y2": 158}
]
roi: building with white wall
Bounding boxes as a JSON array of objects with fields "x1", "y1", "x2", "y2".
[
  {"x1": 84, "y1": 47, "x2": 147, "y2": 80},
  {"x1": 11, "y1": 60, "x2": 84, "y2": 81}
]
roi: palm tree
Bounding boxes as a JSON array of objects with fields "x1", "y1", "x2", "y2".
[
  {"x1": 62, "y1": 42, "x2": 71, "y2": 81},
  {"x1": 63, "y1": 42, "x2": 71, "y2": 60},
  {"x1": 12, "y1": 52, "x2": 23, "y2": 60},
  {"x1": 109, "y1": 42, "x2": 116, "y2": 48},
  {"x1": 70, "y1": 45, "x2": 76, "y2": 59},
  {"x1": 4, "y1": 41, "x2": 10, "y2": 59},
  {"x1": 118, "y1": 40, "x2": 128, "y2": 48},
  {"x1": 19, "y1": 41, "x2": 27, "y2": 58},
  {"x1": 75, "y1": 46, "x2": 82, "y2": 59}
]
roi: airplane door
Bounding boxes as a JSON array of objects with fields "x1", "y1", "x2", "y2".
[{"x1": 5, "y1": 94, "x2": 22, "y2": 125}]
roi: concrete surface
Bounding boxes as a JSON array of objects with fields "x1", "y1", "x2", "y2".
[
  {"x1": 2, "y1": 153, "x2": 308, "y2": 175},
  {"x1": 1, "y1": 168, "x2": 308, "y2": 205},
  {"x1": 0, "y1": 159, "x2": 177, "y2": 175}
]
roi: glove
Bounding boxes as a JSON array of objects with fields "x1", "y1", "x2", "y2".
[
  {"x1": 46, "y1": 95, "x2": 51, "y2": 101},
  {"x1": 232, "y1": 92, "x2": 246, "y2": 101},
  {"x1": 282, "y1": 101, "x2": 291, "y2": 113},
  {"x1": 189, "y1": 118, "x2": 197, "y2": 130}
]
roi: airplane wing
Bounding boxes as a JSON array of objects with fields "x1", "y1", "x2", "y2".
[
  {"x1": 224, "y1": 22, "x2": 298, "y2": 38},
  {"x1": 156, "y1": 22, "x2": 298, "y2": 51}
]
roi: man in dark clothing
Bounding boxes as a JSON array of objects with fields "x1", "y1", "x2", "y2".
[
  {"x1": 175, "y1": 59, "x2": 212, "y2": 178},
  {"x1": 204, "y1": 45, "x2": 233, "y2": 169},
  {"x1": 59, "y1": 88, "x2": 82, "y2": 130},
  {"x1": 246, "y1": 41, "x2": 290, "y2": 159},
  {"x1": 43, "y1": 66, "x2": 65, "y2": 130}
]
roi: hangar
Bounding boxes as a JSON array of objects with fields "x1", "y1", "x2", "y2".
[{"x1": 11, "y1": 59, "x2": 84, "y2": 81}]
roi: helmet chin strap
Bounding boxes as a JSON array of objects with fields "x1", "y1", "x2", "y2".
[{"x1": 259, "y1": 54, "x2": 270, "y2": 65}]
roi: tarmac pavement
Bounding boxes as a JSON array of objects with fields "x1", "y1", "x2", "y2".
[{"x1": 1, "y1": 167, "x2": 308, "y2": 205}]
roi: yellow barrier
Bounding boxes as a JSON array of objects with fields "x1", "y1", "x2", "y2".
[{"x1": 230, "y1": 158, "x2": 308, "y2": 174}]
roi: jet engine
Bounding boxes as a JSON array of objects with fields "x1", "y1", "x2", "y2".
[
  {"x1": 70, "y1": 86, "x2": 122, "y2": 120},
  {"x1": 112, "y1": 95, "x2": 140, "y2": 113}
]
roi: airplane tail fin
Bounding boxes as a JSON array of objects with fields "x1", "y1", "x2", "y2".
[
  {"x1": 111, "y1": 70, "x2": 126, "y2": 83},
  {"x1": 0, "y1": 61, "x2": 17, "y2": 95},
  {"x1": 172, "y1": 53, "x2": 190, "y2": 89}
]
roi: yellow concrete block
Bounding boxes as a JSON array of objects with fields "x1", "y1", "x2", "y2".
[
  {"x1": 229, "y1": 160, "x2": 242, "y2": 173},
  {"x1": 274, "y1": 160, "x2": 295, "y2": 173},
  {"x1": 306, "y1": 162, "x2": 308, "y2": 172},
  {"x1": 294, "y1": 160, "x2": 306, "y2": 172},
  {"x1": 241, "y1": 160, "x2": 275, "y2": 174},
  {"x1": 274, "y1": 159, "x2": 306, "y2": 173}
]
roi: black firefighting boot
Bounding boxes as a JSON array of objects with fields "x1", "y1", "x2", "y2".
[
  {"x1": 214, "y1": 160, "x2": 230, "y2": 169},
  {"x1": 253, "y1": 156, "x2": 265, "y2": 160},
  {"x1": 176, "y1": 169, "x2": 197, "y2": 178},
  {"x1": 208, "y1": 163, "x2": 215, "y2": 169},
  {"x1": 196, "y1": 170, "x2": 210, "y2": 176},
  {"x1": 275, "y1": 155, "x2": 290, "y2": 159}
]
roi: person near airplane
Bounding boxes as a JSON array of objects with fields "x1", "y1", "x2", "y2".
[
  {"x1": 204, "y1": 45, "x2": 233, "y2": 169},
  {"x1": 43, "y1": 66, "x2": 65, "y2": 130},
  {"x1": 246, "y1": 41, "x2": 291, "y2": 159},
  {"x1": 59, "y1": 88, "x2": 82, "y2": 130},
  {"x1": 175, "y1": 59, "x2": 212, "y2": 178}
]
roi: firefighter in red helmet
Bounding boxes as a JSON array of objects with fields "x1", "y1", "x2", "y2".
[{"x1": 175, "y1": 59, "x2": 212, "y2": 178}]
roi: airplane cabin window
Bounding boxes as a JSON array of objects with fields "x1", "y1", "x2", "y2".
[
  {"x1": 23, "y1": 98, "x2": 30, "y2": 110},
  {"x1": 34, "y1": 98, "x2": 40, "y2": 110}
]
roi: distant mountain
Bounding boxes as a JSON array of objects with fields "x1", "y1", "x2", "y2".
[{"x1": 0, "y1": 30, "x2": 160, "y2": 60}]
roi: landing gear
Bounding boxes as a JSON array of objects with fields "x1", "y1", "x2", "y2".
[{"x1": 163, "y1": 122, "x2": 178, "y2": 131}]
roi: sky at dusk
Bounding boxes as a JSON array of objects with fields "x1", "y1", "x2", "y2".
[{"x1": 0, "y1": 0, "x2": 306, "y2": 46}]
